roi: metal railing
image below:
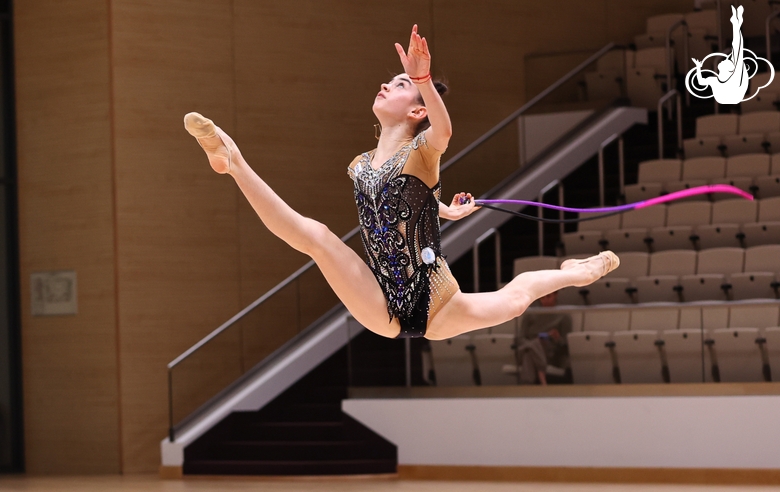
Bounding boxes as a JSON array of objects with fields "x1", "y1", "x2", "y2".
[
  {"x1": 167, "y1": 42, "x2": 626, "y2": 441},
  {"x1": 657, "y1": 89, "x2": 682, "y2": 159},
  {"x1": 598, "y1": 134, "x2": 624, "y2": 207},
  {"x1": 473, "y1": 228, "x2": 501, "y2": 293},
  {"x1": 666, "y1": 19, "x2": 690, "y2": 108}
]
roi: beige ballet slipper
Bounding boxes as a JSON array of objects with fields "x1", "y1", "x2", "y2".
[
  {"x1": 560, "y1": 250, "x2": 620, "y2": 278},
  {"x1": 184, "y1": 112, "x2": 233, "y2": 174}
]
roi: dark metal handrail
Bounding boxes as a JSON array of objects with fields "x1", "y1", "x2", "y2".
[{"x1": 167, "y1": 41, "x2": 622, "y2": 438}]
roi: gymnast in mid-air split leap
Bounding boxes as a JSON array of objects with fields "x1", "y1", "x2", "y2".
[{"x1": 183, "y1": 25, "x2": 619, "y2": 341}]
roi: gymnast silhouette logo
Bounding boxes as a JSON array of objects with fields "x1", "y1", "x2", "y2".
[{"x1": 685, "y1": 5, "x2": 774, "y2": 104}]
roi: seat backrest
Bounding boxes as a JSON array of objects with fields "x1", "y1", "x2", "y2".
[
  {"x1": 739, "y1": 111, "x2": 780, "y2": 134},
  {"x1": 597, "y1": 49, "x2": 628, "y2": 73},
  {"x1": 638, "y1": 159, "x2": 682, "y2": 183},
  {"x1": 513, "y1": 256, "x2": 559, "y2": 277},
  {"x1": 578, "y1": 213, "x2": 622, "y2": 232},
  {"x1": 682, "y1": 157, "x2": 726, "y2": 180},
  {"x1": 771, "y1": 153, "x2": 780, "y2": 175},
  {"x1": 744, "y1": 245, "x2": 780, "y2": 273},
  {"x1": 684, "y1": 10, "x2": 717, "y2": 35},
  {"x1": 697, "y1": 247, "x2": 745, "y2": 275},
  {"x1": 646, "y1": 13, "x2": 685, "y2": 34},
  {"x1": 696, "y1": 114, "x2": 739, "y2": 137},
  {"x1": 666, "y1": 201, "x2": 712, "y2": 226},
  {"x1": 630, "y1": 307, "x2": 679, "y2": 331},
  {"x1": 583, "y1": 309, "x2": 630, "y2": 332},
  {"x1": 650, "y1": 249, "x2": 697, "y2": 275},
  {"x1": 758, "y1": 196, "x2": 780, "y2": 222},
  {"x1": 622, "y1": 205, "x2": 667, "y2": 229},
  {"x1": 711, "y1": 198, "x2": 758, "y2": 224},
  {"x1": 614, "y1": 252, "x2": 650, "y2": 279},
  {"x1": 729, "y1": 304, "x2": 780, "y2": 329},
  {"x1": 726, "y1": 154, "x2": 771, "y2": 178},
  {"x1": 634, "y1": 47, "x2": 668, "y2": 73}
]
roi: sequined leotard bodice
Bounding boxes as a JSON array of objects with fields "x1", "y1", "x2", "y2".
[{"x1": 347, "y1": 131, "x2": 459, "y2": 338}]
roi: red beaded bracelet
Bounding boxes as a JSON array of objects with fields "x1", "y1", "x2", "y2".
[{"x1": 410, "y1": 73, "x2": 432, "y2": 84}]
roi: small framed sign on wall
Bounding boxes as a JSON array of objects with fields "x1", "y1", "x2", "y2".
[{"x1": 30, "y1": 271, "x2": 77, "y2": 316}]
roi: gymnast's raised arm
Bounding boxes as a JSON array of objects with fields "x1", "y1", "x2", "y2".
[{"x1": 395, "y1": 25, "x2": 452, "y2": 152}]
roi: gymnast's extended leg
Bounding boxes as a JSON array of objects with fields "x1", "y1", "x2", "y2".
[
  {"x1": 425, "y1": 253, "x2": 617, "y2": 340},
  {"x1": 184, "y1": 113, "x2": 400, "y2": 338}
]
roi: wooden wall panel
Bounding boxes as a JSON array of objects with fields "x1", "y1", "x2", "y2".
[
  {"x1": 110, "y1": 0, "x2": 238, "y2": 473},
  {"x1": 14, "y1": 0, "x2": 120, "y2": 474}
]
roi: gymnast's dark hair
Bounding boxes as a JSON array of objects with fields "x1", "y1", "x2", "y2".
[{"x1": 415, "y1": 79, "x2": 448, "y2": 135}]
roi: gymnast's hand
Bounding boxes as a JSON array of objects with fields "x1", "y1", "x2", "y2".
[
  {"x1": 448, "y1": 192, "x2": 480, "y2": 220},
  {"x1": 395, "y1": 24, "x2": 431, "y2": 79}
]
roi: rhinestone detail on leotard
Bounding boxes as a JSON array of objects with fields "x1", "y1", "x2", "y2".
[{"x1": 347, "y1": 132, "x2": 454, "y2": 334}]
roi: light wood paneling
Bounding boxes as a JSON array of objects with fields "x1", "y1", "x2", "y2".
[
  {"x1": 110, "y1": 0, "x2": 239, "y2": 473},
  {"x1": 14, "y1": 0, "x2": 120, "y2": 474}
]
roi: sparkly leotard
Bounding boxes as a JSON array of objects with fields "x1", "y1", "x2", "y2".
[{"x1": 347, "y1": 131, "x2": 459, "y2": 338}]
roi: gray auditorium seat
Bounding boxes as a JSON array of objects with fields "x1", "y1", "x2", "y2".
[
  {"x1": 635, "y1": 250, "x2": 697, "y2": 303},
  {"x1": 680, "y1": 274, "x2": 728, "y2": 302},
  {"x1": 604, "y1": 206, "x2": 665, "y2": 253},
  {"x1": 650, "y1": 202, "x2": 711, "y2": 251},
  {"x1": 753, "y1": 174, "x2": 780, "y2": 199},
  {"x1": 472, "y1": 334, "x2": 518, "y2": 386},
  {"x1": 696, "y1": 199, "x2": 756, "y2": 248},
  {"x1": 583, "y1": 308, "x2": 630, "y2": 333},
  {"x1": 613, "y1": 330, "x2": 664, "y2": 383},
  {"x1": 638, "y1": 159, "x2": 682, "y2": 183},
  {"x1": 683, "y1": 114, "x2": 738, "y2": 158},
  {"x1": 726, "y1": 154, "x2": 770, "y2": 179},
  {"x1": 583, "y1": 278, "x2": 632, "y2": 305},
  {"x1": 430, "y1": 335, "x2": 477, "y2": 386},
  {"x1": 742, "y1": 72, "x2": 779, "y2": 113},
  {"x1": 662, "y1": 329, "x2": 709, "y2": 383},
  {"x1": 562, "y1": 214, "x2": 620, "y2": 255},
  {"x1": 729, "y1": 304, "x2": 780, "y2": 330},
  {"x1": 766, "y1": 327, "x2": 780, "y2": 380},
  {"x1": 630, "y1": 306, "x2": 679, "y2": 331},
  {"x1": 742, "y1": 196, "x2": 780, "y2": 247},
  {"x1": 728, "y1": 272, "x2": 778, "y2": 300},
  {"x1": 711, "y1": 328, "x2": 765, "y2": 382},
  {"x1": 567, "y1": 331, "x2": 614, "y2": 384},
  {"x1": 624, "y1": 182, "x2": 664, "y2": 203}
]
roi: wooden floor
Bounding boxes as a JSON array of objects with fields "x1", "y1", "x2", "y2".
[{"x1": 0, "y1": 475, "x2": 779, "y2": 491}]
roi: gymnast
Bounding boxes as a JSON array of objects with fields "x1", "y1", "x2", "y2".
[{"x1": 183, "y1": 24, "x2": 619, "y2": 341}]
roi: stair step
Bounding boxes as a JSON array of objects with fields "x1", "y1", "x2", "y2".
[
  {"x1": 210, "y1": 440, "x2": 390, "y2": 461},
  {"x1": 184, "y1": 458, "x2": 397, "y2": 476},
  {"x1": 239, "y1": 421, "x2": 348, "y2": 441}
]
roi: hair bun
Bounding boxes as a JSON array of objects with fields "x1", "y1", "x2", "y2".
[{"x1": 433, "y1": 80, "x2": 449, "y2": 97}]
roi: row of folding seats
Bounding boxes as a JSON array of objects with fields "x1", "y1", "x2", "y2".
[
  {"x1": 569, "y1": 326, "x2": 780, "y2": 384},
  {"x1": 626, "y1": 154, "x2": 780, "y2": 202},
  {"x1": 743, "y1": 71, "x2": 780, "y2": 113},
  {"x1": 429, "y1": 333, "x2": 519, "y2": 387},
  {"x1": 552, "y1": 303, "x2": 780, "y2": 384},
  {"x1": 684, "y1": 112, "x2": 780, "y2": 158},
  {"x1": 624, "y1": 10, "x2": 719, "y2": 110},
  {"x1": 516, "y1": 246, "x2": 780, "y2": 305},
  {"x1": 565, "y1": 302, "x2": 780, "y2": 333},
  {"x1": 564, "y1": 198, "x2": 780, "y2": 254}
]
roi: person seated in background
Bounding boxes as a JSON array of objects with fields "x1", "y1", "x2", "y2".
[{"x1": 517, "y1": 290, "x2": 572, "y2": 385}]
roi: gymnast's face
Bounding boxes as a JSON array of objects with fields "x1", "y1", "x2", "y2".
[{"x1": 373, "y1": 74, "x2": 425, "y2": 124}]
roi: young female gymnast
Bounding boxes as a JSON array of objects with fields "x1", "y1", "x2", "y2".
[{"x1": 183, "y1": 25, "x2": 619, "y2": 341}]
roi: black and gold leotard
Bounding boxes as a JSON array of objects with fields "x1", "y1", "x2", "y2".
[{"x1": 347, "y1": 131, "x2": 459, "y2": 338}]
